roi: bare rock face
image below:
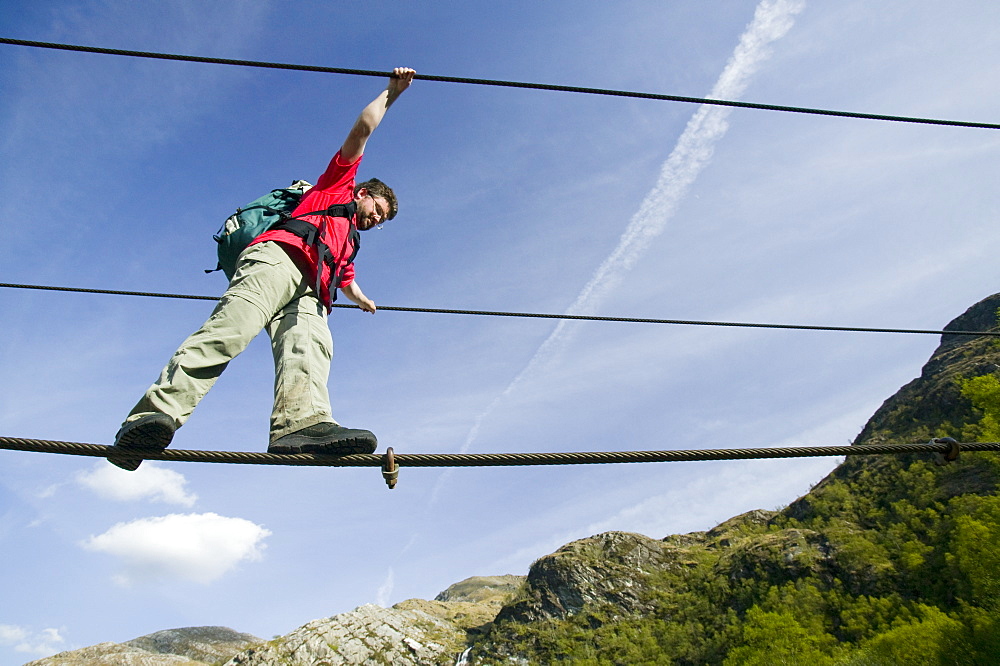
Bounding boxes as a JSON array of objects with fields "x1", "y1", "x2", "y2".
[
  {"x1": 124, "y1": 627, "x2": 262, "y2": 663},
  {"x1": 25, "y1": 579, "x2": 523, "y2": 666},
  {"x1": 786, "y1": 291, "x2": 1000, "y2": 522},
  {"x1": 435, "y1": 575, "x2": 526, "y2": 606},
  {"x1": 23, "y1": 627, "x2": 260, "y2": 666},
  {"x1": 493, "y1": 531, "x2": 682, "y2": 624},
  {"x1": 853, "y1": 292, "x2": 1000, "y2": 448},
  {"x1": 222, "y1": 603, "x2": 468, "y2": 666},
  {"x1": 487, "y1": 512, "x2": 789, "y2": 630},
  {"x1": 221, "y1": 578, "x2": 526, "y2": 665},
  {"x1": 24, "y1": 642, "x2": 198, "y2": 666}
]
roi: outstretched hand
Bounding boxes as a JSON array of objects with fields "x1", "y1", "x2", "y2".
[{"x1": 388, "y1": 67, "x2": 416, "y2": 99}]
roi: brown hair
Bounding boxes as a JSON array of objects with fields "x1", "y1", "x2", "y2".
[{"x1": 354, "y1": 178, "x2": 398, "y2": 220}]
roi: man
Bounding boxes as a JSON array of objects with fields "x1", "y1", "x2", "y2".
[{"x1": 109, "y1": 67, "x2": 416, "y2": 471}]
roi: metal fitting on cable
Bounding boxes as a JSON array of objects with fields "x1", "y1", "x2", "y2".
[
  {"x1": 933, "y1": 437, "x2": 961, "y2": 466},
  {"x1": 382, "y1": 447, "x2": 398, "y2": 489}
]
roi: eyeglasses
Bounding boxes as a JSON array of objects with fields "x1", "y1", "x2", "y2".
[{"x1": 369, "y1": 194, "x2": 387, "y2": 224}]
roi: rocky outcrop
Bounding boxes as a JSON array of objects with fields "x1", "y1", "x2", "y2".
[
  {"x1": 494, "y1": 531, "x2": 688, "y2": 624},
  {"x1": 214, "y1": 578, "x2": 518, "y2": 665},
  {"x1": 435, "y1": 575, "x2": 525, "y2": 606},
  {"x1": 786, "y1": 292, "x2": 1000, "y2": 521},
  {"x1": 224, "y1": 602, "x2": 471, "y2": 666},
  {"x1": 488, "y1": 510, "x2": 791, "y2": 629},
  {"x1": 124, "y1": 627, "x2": 262, "y2": 664},
  {"x1": 25, "y1": 579, "x2": 523, "y2": 666},
  {"x1": 220, "y1": 577, "x2": 525, "y2": 665},
  {"x1": 853, "y1": 292, "x2": 1000, "y2": 448},
  {"x1": 24, "y1": 627, "x2": 260, "y2": 666}
]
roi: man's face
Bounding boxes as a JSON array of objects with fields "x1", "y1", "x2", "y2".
[{"x1": 357, "y1": 190, "x2": 390, "y2": 231}]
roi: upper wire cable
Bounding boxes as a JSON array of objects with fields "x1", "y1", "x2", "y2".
[
  {"x1": 2, "y1": 282, "x2": 997, "y2": 337},
  {"x1": 1, "y1": 37, "x2": 998, "y2": 130}
]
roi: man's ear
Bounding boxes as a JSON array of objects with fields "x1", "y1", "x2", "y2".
[{"x1": 354, "y1": 187, "x2": 368, "y2": 201}]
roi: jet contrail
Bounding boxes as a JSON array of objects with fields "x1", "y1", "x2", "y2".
[
  {"x1": 433, "y1": 0, "x2": 808, "y2": 505},
  {"x1": 405, "y1": 0, "x2": 807, "y2": 596}
]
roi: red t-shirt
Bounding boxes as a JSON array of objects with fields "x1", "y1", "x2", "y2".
[{"x1": 252, "y1": 151, "x2": 361, "y2": 309}]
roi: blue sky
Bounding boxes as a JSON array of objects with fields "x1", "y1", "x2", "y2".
[{"x1": 2, "y1": 0, "x2": 1000, "y2": 662}]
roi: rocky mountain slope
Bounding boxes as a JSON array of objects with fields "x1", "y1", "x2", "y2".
[
  {"x1": 27, "y1": 295, "x2": 1000, "y2": 664},
  {"x1": 221, "y1": 575, "x2": 523, "y2": 665},
  {"x1": 24, "y1": 576, "x2": 523, "y2": 666},
  {"x1": 24, "y1": 627, "x2": 261, "y2": 666}
]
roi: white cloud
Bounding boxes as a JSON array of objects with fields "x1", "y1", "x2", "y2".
[
  {"x1": 81, "y1": 513, "x2": 270, "y2": 585},
  {"x1": 0, "y1": 625, "x2": 27, "y2": 645},
  {"x1": 0, "y1": 624, "x2": 65, "y2": 656},
  {"x1": 35, "y1": 483, "x2": 63, "y2": 500},
  {"x1": 76, "y1": 462, "x2": 197, "y2": 507}
]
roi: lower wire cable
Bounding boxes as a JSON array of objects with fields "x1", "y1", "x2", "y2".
[{"x1": 1, "y1": 435, "x2": 994, "y2": 467}]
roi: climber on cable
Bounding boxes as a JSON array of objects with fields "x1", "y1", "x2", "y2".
[{"x1": 108, "y1": 67, "x2": 417, "y2": 471}]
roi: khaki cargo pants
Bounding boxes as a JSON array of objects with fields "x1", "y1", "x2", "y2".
[{"x1": 126, "y1": 241, "x2": 336, "y2": 442}]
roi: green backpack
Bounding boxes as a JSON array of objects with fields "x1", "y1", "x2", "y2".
[{"x1": 209, "y1": 180, "x2": 313, "y2": 280}]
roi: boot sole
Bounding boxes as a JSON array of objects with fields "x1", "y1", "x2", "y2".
[
  {"x1": 108, "y1": 416, "x2": 175, "y2": 471},
  {"x1": 269, "y1": 432, "x2": 377, "y2": 456}
]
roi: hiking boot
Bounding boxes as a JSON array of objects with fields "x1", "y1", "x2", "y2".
[
  {"x1": 268, "y1": 422, "x2": 377, "y2": 455},
  {"x1": 108, "y1": 413, "x2": 176, "y2": 471}
]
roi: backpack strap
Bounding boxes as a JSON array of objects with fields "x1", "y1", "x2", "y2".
[
  {"x1": 234, "y1": 188, "x2": 304, "y2": 220},
  {"x1": 270, "y1": 202, "x2": 359, "y2": 303}
]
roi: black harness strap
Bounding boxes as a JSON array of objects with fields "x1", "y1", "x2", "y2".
[{"x1": 271, "y1": 202, "x2": 358, "y2": 303}]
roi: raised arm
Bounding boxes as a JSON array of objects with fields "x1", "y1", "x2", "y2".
[{"x1": 340, "y1": 67, "x2": 416, "y2": 163}]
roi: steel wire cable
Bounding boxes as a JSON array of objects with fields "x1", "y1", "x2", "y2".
[
  {"x1": 1, "y1": 37, "x2": 998, "y2": 130},
  {"x1": 0, "y1": 436, "x2": 994, "y2": 467},
  {"x1": 2, "y1": 281, "x2": 997, "y2": 337}
]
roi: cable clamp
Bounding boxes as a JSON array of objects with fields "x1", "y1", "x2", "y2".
[
  {"x1": 382, "y1": 447, "x2": 398, "y2": 489},
  {"x1": 933, "y1": 437, "x2": 960, "y2": 466}
]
